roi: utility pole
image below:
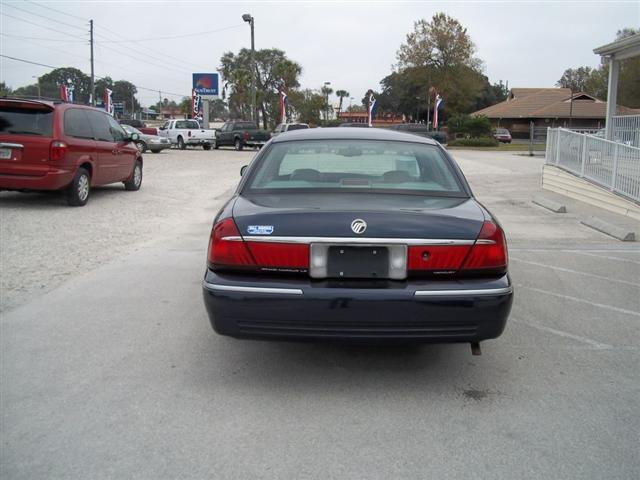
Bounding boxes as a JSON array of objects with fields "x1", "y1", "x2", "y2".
[
  {"x1": 89, "y1": 19, "x2": 95, "y2": 106},
  {"x1": 242, "y1": 14, "x2": 256, "y2": 125}
]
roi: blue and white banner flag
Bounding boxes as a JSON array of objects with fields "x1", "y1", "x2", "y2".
[
  {"x1": 433, "y1": 93, "x2": 444, "y2": 129},
  {"x1": 367, "y1": 91, "x2": 377, "y2": 127},
  {"x1": 280, "y1": 91, "x2": 288, "y2": 124}
]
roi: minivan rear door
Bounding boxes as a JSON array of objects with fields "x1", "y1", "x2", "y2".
[{"x1": 0, "y1": 100, "x2": 54, "y2": 175}]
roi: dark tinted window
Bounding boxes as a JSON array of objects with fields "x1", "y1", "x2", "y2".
[
  {"x1": 64, "y1": 109, "x2": 94, "y2": 139},
  {"x1": 235, "y1": 122, "x2": 257, "y2": 130},
  {"x1": 86, "y1": 110, "x2": 113, "y2": 142},
  {"x1": 287, "y1": 124, "x2": 309, "y2": 131},
  {"x1": 0, "y1": 105, "x2": 53, "y2": 136},
  {"x1": 175, "y1": 120, "x2": 200, "y2": 129},
  {"x1": 106, "y1": 115, "x2": 126, "y2": 142},
  {"x1": 247, "y1": 139, "x2": 464, "y2": 195}
]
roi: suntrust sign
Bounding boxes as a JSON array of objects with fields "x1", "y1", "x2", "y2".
[{"x1": 192, "y1": 73, "x2": 219, "y2": 98}]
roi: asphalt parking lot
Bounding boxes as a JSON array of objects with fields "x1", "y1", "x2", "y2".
[{"x1": 1, "y1": 147, "x2": 639, "y2": 479}]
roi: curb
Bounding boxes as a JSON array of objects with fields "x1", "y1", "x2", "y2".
[
  {"x1": 532, "y1": 196, "x2": 566, "y2": 213},
  {"x1": 580, "y1": 217, "x2": 636, "y2": 242}
]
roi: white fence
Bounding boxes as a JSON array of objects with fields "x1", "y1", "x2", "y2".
[
  {"x1": 546, "y1": 128, "x2": 640, "y2": 203},
  {"x1": 611, "y1": 114, "x2": 640, "y2": 147}
]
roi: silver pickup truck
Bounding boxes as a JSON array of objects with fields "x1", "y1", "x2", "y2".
[{"x1": 157, "y1": 119, "x2": 216, "y2": 150}]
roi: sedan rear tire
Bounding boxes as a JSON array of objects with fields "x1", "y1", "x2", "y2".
[{"x1": 135, "y1": 141, "x2": 147, "y2": 153}]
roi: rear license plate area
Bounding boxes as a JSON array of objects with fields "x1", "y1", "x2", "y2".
[{"x1": 327, "y1": 246, "x2": 389, "y2": 279}]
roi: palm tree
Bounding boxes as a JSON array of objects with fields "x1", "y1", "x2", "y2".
[{"x1": 335, "y1": 90, "x2": 350, "y2": 117}]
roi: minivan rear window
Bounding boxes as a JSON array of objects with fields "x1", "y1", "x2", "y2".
[{"x1": 0, "y1": 106, "x2": 53, "y2": 137}]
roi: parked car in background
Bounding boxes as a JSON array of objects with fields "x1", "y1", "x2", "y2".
[
  {"x1": 118, "y1": 119, "x2": 158, "y2": 136},
  {"x1": 339, "y1": 122, "x2": 370, "y2": 128},
  {"x1": 203, "y1": 128, "x2": 513, "y2": 350},
  {"x1": 388, "y1": 123, "x2": 447, "y2": 144},
  {"x1": 215, "y1": 121, "x2": 271, "y2": 150},
  {"x1": 272, "y1": 123, "x2": 309, "y2": 137},
  {"x1": 157, "y1": 119, "x2": 216, "y2": 150},
  {"x1": 493, "y1": 128, "x2": 512, "y2": 143},
  {"x1": 0, "y1": 98, "x2": 143, "y2": 206},
  {"x1": 121, "y1": 124, "x2": 171, "y2": 153}
]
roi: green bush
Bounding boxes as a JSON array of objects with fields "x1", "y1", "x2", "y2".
[
  {"x1": 447, "y1": 114, "x2": 493, "y2": 138},
  {"x1": 447, "y1": 137, "x2": 499, "y2": 147}
]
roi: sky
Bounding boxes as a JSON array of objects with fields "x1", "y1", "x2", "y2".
[{"x1": 1, "y1": 0, "x2": 639, "y2": 108}]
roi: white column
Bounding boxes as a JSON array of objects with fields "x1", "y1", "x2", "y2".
[{"x1": 605, "y1": 57, "x2": 619, "y2": 141}]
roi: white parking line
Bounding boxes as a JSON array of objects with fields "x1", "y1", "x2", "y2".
[
  {"x1": 511, "y1": 257, "x2": 640, "y2": 287},
  {"x1": 512, "y1": 317, "x2": 612, "y2": 350},
  {"x1": 509, "y1": 248, "x2": 640, "y2": 265},
  {"x1": 516, "y1": 284, "x2": 640, "y2": 318}
]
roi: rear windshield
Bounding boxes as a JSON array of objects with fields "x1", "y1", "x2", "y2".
[
  {"x1": 495, "y1": 128, "x2": 509, "y2": 134},
  {"x1": 175, "y1": 120, "x2": 200, "y2": 129},
  {"x1": 0, "y1": 106, "x2": 53, "y2": 137},
  {"x1": 245, "y1": 139, "x2": 465, "y2": 196},
  {"x1": 236, "y1": 122, "x2": 257, "y2": 130}
]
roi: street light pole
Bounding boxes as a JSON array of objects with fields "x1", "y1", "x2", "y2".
[
  {"x1": 323, "y1": 81, "x2": 331, "y2": 123},
  {"x1": 242, "y1": 14, "x2": 256, "y2": 125},
  {"x1": 31, "y1": 76, "x2": 40, "y2": 98}
]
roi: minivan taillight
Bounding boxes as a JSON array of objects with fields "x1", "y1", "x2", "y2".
[
  {"x1": 461, "y1": 221, "x2": 508, "y2": 274},
  {"x1": 207, "y1": 218, "x2": 309, "y2": 272},
  {"x1": 49, "y1": 140, "x2": 68, "y2": 161}
]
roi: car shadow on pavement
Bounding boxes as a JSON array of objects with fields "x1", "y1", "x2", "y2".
[{"x1": 0, "y1": 185, "x2": 132, "y2": 208}]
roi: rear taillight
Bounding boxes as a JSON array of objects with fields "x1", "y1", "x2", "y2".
[
  {"x1": 461, "y1": 221, "x2": 508, "y2": 273},
  {"x1": 407, "y1": 245, "x2": 471, "y2": 273},
  {"x1": 49, "y1": 140, "x2": 68, "y2": 161},
  {"x1": 243, "y1": 131, "x2": 250, "y2": 140},
  {"x1": 407, "y1": 221, "x2": 507, "y2": 276},
  {"x1": 207, "y1": 218, "x2": 309, "y2": 272}
]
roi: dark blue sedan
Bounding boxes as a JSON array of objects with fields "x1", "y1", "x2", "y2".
[{"x1": 202, "y1": 128, "x2": 513, "y2": 353}]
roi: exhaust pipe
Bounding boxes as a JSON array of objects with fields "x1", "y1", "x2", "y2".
[{"x1": 471, "y1": 342, "x2": 481, "y2": 356}]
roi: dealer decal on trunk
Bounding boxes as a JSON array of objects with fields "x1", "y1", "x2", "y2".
[{"x1": 247, "y1": 225, "x2": 274, "y2": 235}]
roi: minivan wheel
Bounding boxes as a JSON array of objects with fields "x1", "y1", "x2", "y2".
[
  {"x1": 177, "y1": 136, "x2": 186, "y2": 150},
  {"x1": 234, "y1": 138, "x2": 243, "y2": 151},
  {"x1": 124, "y1": 160, "x2": 143, "y2": 191},
  {"x1": 67, "y1": 167, "x2": 91, "y2": 206}
]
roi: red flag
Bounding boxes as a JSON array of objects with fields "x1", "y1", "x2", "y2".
[{"x1": 60, "y1": 85, "x2": 68, "y2": 102}]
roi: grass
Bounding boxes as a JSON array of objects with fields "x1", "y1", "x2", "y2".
[{"x1": 446, "y1": 142, "x2": 546, "y2": 152}]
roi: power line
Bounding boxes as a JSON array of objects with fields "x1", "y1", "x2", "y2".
[
  {"x1": 3, "y1": 2, "x2": 88, "y2": 32},
  {"x1": 1, "y1": 12, "x2": 86, "y2": 41},
  {"x1": 0, "y1": 33, "x2": 85, "y2": 43},
  {"x1": 94, "y1": 24, "x2": 244, "y2": 43},
  {"x1": 0, "y1": 54, "x2": 58, "y2": 70},
  {"x1": 1, "y1": 54, "x2": 191, "y2": 99},
  {"x1": 0, "y1": 34, "x2": 90, "y2": 63},
  {"x1": 24, "y1": 0, "x2": 88, "y2": 22}
]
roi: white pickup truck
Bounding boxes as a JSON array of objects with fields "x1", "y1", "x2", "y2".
[{"x1": 157, "y1": 119, "x2": 216, "y2": 150}]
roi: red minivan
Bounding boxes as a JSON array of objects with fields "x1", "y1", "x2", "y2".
[{"x1": 0, "y1": 98, "x2": 143, "y2": 206}]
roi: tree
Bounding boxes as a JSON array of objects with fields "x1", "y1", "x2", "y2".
[
  {"x1": 209, "y1": 99, "x2": 229, "y2": 121},
  {"x1": 388, "y1": 13, "x2": 485, "y2": 120},
  {"x1": 179, "y1": 97, "x2": 192, "y2": 116},
  {"x1": 320, "y1": 85, "x2": 334, "y2": 122},
  {"x1": 112, "y1": 80, "x2": 139, "y2": 115},
  {"x1": 0, "y1": 82, "x2": 12, "y2": 96},
  {"x1": 220, "y1": 48, "x2": 302, "y2": 128},
  {"x1": 556, "y1": 66, "x2": 593, "y2": 92},
  {"x1": 38, "y1": 67, "x2": 90, "y2": 102},
  {"x1": 397, "y1": 13, "x2": 478, "y2": 70},
  {"x1": 287, "y1": 89, "x2": 325, "y2": 125},
  {"x1": 335, "y1": 89, "x2": 349, "y2": 116}
]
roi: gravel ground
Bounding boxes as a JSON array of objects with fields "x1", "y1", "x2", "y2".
[{"x1": 0, "y1": 147, "x2": 253, "y2": 312}]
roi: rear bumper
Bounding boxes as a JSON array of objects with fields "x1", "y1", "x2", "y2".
[
  {"x1": 202, "y1": 269, "x2": 513, "y2": 343},
  {"x1": 186, "y1": 139, "x2": 213, "y2": 145},
  {"x1": 0, "y1": 165, "x2": 75, "y2": 191},
  {"x1": 244, "y1": 140, "x2": 267, "y2": 147}
]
